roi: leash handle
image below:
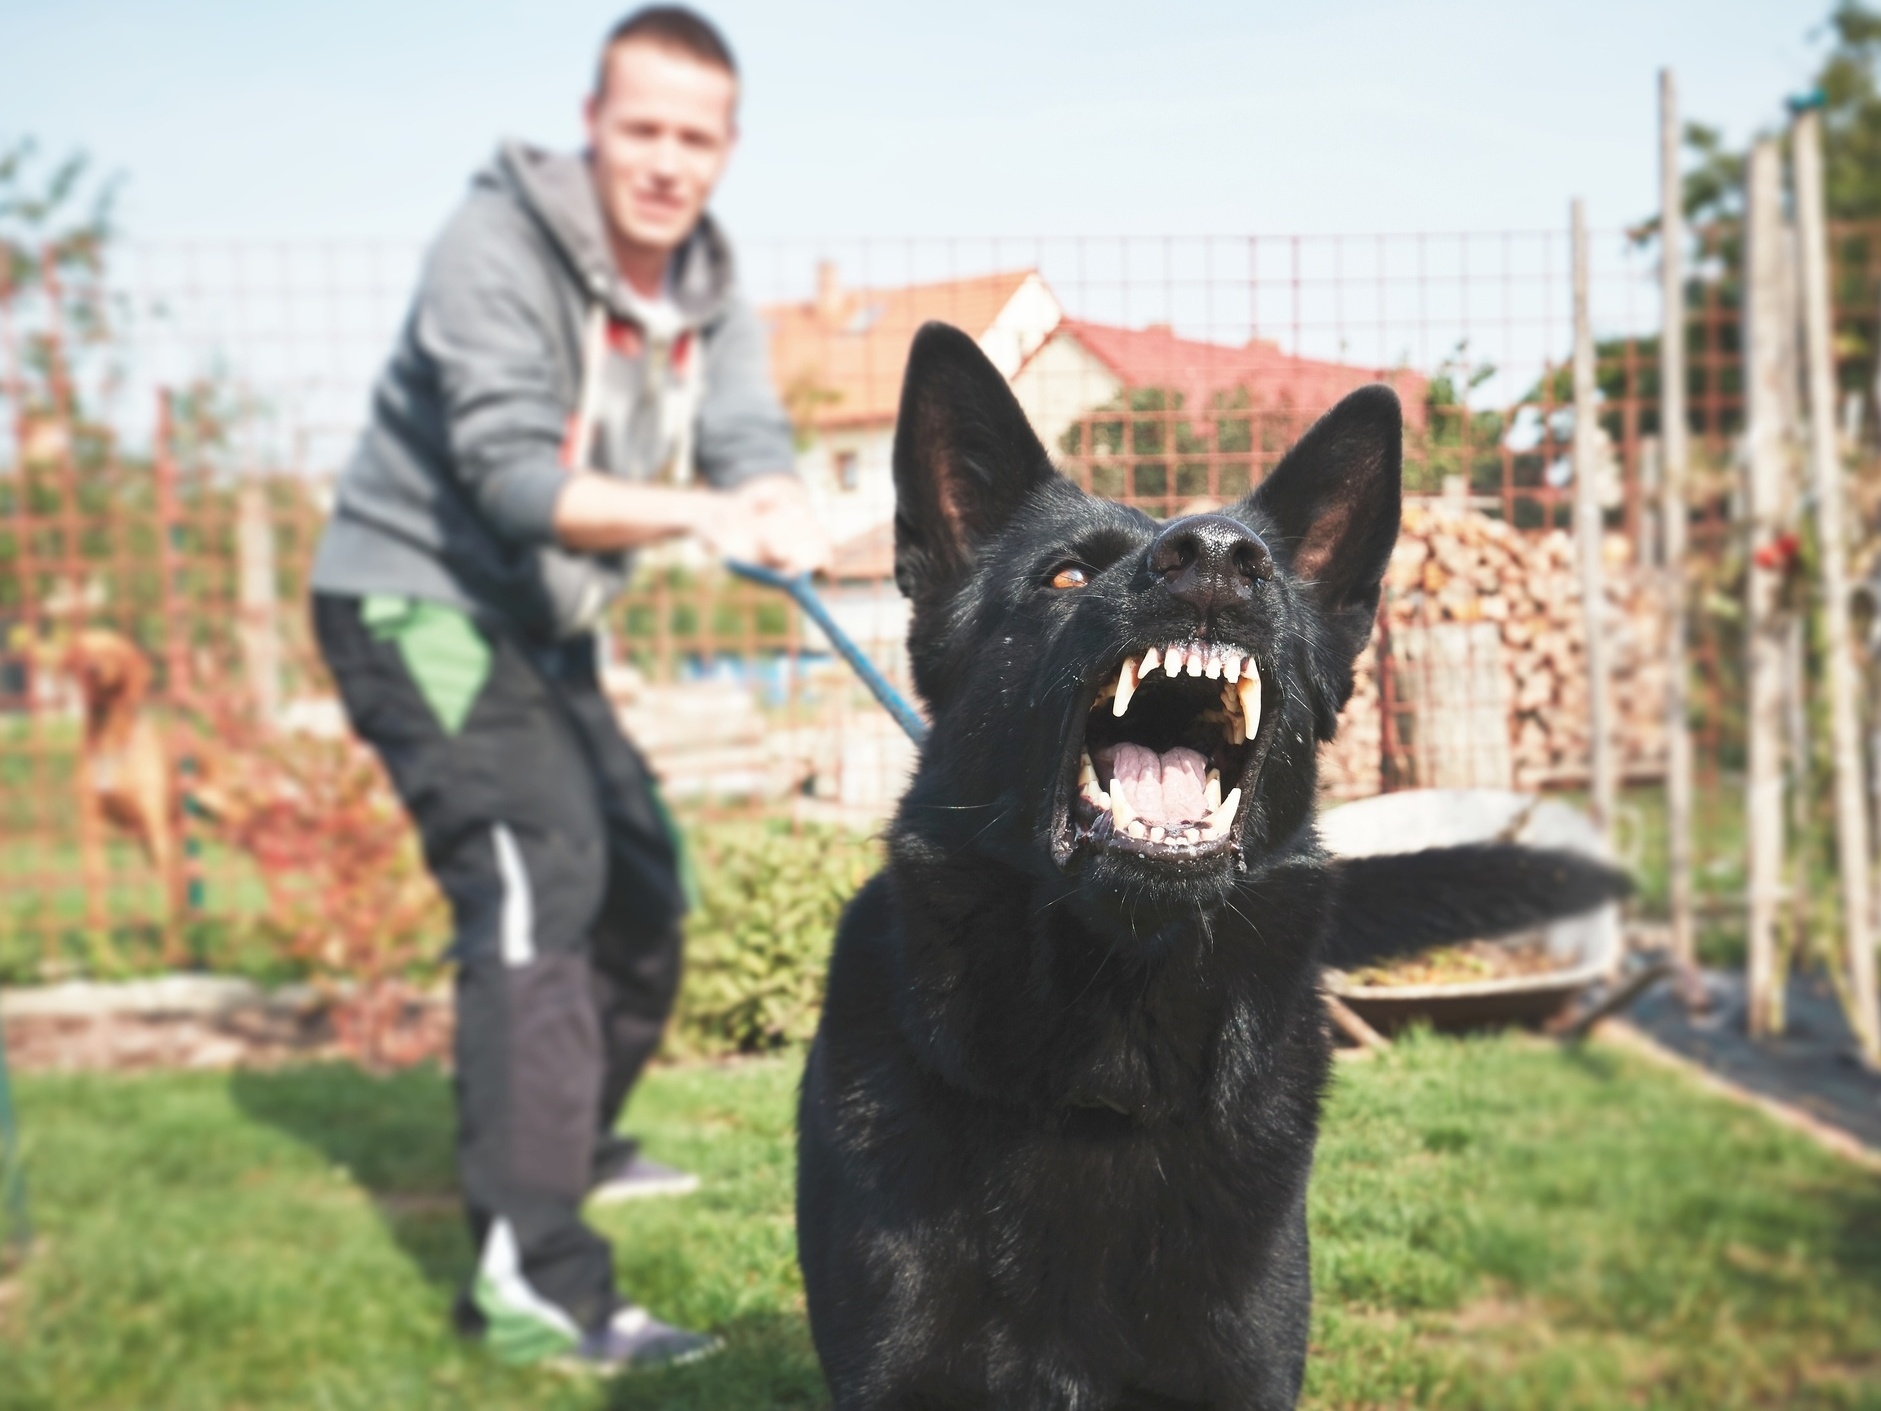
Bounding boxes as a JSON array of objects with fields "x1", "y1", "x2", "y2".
[{"x1": 726, "y1": 560, "x2": 929, "y2": 745}]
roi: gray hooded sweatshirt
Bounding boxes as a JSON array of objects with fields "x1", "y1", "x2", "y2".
[{"x1": 310, "y1": 142, "x2": 794, "y2": 640}]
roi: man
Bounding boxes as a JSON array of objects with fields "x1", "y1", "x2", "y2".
[{"x1": 309, "y1": 6, "x2": 825, "y2": 1372}]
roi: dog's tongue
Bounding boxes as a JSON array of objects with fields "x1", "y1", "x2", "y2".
[{"x1": 1109, "y1": 743, "x2": 1209, "y2": 825}]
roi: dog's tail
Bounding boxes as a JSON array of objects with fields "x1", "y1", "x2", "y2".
[{"x1": 1320, "y1": 844, "x2": 1631, "y2": 971}]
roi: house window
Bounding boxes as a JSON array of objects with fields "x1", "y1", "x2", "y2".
[{"x1": 836, "y1": 450, "x2": 860, "y2": 492}]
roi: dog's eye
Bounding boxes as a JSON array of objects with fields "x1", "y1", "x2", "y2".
[{"x1": 1047, "y1": 564, "x2": 1090, "y2": 590}]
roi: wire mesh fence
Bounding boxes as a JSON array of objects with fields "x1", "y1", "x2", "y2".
[{"x1": 5, "y1": 222, "x2": 1881, "y2": 975}]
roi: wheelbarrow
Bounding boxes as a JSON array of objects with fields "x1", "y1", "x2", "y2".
[{"x1": 1318, "y1": 788, "x2": 1623, "y2": 1032}]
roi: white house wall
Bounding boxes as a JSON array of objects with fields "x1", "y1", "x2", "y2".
[
  {"x1": 1010, "y1": 333, "x2": 1125, "y2": 459},
  {"x1": 797, "y1": 424, "x2": 899, "y2": 549},
  {"x1": 977, "y1": 273, "x2": 1065, "y2": 380}
]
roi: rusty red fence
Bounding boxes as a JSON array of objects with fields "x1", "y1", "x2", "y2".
[{"x1": 4, "y1": 225, "x2": 1880, "y2": 975}]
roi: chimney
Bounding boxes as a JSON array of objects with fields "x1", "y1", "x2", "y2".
[{"x1": 816, "y1": 261, "x2": 843, "y2": 324}]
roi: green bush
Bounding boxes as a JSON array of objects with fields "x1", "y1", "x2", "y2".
[{"x1": 671, "y1": 820, "x2": 881, "y2": 1056}]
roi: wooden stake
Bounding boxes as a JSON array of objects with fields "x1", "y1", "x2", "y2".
[
  {"x1": 1793, "y1": 108, "x2": 1881, "y2": 1067},
  {"x1": 1659, "y1": 69, "x2": 1698, "y2": 987},
  {"x1": 1743, "y1": 141, "x2": 1791, "y2": 1039},
  {"x1": 1571, "y1": 200, "x2": 1617, "y2": 833},
  {"x1": 235, "y1": 480, "x2": 281, "y2": 728}
]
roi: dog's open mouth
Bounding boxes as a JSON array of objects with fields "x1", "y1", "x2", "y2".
[{"x1": 1062, "y1": 639, "x2": 1263, "y2": 862}]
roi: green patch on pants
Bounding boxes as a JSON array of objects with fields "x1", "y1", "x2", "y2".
[{"x1": 361, "y1": 594, "x2": 492, "y2": 736}]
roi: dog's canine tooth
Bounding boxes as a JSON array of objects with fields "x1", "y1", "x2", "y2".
[
  {"x1": 1112, "y1": 656, "x2": 1140, "y2": 717},
  {"x1": 1140, "y1": 645, "x2": 1161, "y2": 675},
  {"x1": 1079, "y1": 750, "x2": 1098, "y2": 786},
  {"x1": 1236, "y1": 672, "x2": 1261, "y2": 741},
  {"x1": 1223, "y1": 653, "x2": 1242, "y2": 683},
  {"x1": 1207, "y1": 786, "x2": 1242, "y2": 835},
  {"x1": 1110, "y1": 787, "x2": 1136, "y2": 831},
  {"x1": 1164, "y1": 643, "x2": 1184, "y2": 678},
  {"x1": 1205, "y1": 770, "x2": 1221, "y2": 812}
]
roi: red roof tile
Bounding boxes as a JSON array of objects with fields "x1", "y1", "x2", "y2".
[
  {"x1": 765, "y1": 267, "x2": 1037, "y2": 430},
  {"x1": 1049, "y1": 319, "x2": 1427, "y2": 431}
]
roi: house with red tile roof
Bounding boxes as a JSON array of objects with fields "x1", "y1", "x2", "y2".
[
  {"x1": 1010, "y1": 318, "x2": 1428, "y2": 460},
  {"x1": 765, "y1": 265, "x2": 1429, "y2": 572},
  {"x1": 764, "y1": 264, "x2": 1063, "y2": 548}
]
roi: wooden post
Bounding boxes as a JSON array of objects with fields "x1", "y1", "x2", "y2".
[
  {"x1": 1743, "y1": 141, "x2": 1791, "y2": 1039},
  {"x1": 1571, "y1": 200, "x2": 1617, "y2": 833},
  {"x1": 1659, "y1": 69, "x2": 1698, "y2": 987},
  {"x1": 235, "y1": 479, "x2": 281, "y2": 727},
  {"x1": 1793, "y1": 107, "x2": 1881, "y2": 1067}
]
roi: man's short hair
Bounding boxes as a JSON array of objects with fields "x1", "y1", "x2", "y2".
[{"x1": 595, "y1": 6, "x2": 738, "y2": 95}]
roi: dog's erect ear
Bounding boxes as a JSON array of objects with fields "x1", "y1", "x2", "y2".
[
  {"x1": 1242, "y1": 384, "x2": 1402, "y2": 729},
  {"x1": 1248, "y1": 384, "x2": 1403, "y2": 610},
  {"x1": 893, "y1": 322, "x2": 1056, "y2": 600}
]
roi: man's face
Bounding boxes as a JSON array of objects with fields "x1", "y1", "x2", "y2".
[{"x1": 585, "y1": 41, "x2": 737, "y2": 257}]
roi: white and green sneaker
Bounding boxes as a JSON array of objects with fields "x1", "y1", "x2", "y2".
[
  {"x1": 467, "y1": 1219, "x2": 584, "y2": 1365},
  {"x1": 553, "y1": 1304, "x2": 724, "y2": 1374},
  {"x1": 459, "y1": 1218, "x2": 721, "y2": 1372}
]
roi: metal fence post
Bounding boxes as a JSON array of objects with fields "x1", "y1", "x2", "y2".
[
  {"x1": 1659, "y1": 70, "x2": 1698, "y2": 988},
  {"x1": 1571, "y1": 200, "x2": 1617, "y2": 835},
  {"x1": 1793, "y1": 106, "x2": 1881, "y2": 1068},
  {"x1": 1744, "y1": 140, "x2": 1792, "y2": 1039}
]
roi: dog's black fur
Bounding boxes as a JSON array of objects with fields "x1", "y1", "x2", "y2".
[{"x1": 796, "y1": 324, "x2": 1629, "y2": 1410}]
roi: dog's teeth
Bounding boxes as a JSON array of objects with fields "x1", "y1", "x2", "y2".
[
  {"x1": 1220, "y1": 687, "x2": 1245, "y2": 745},
  {"x1": 1110, "y1": 788, "x2": 1136, "y2": 830},
  {"x1": 1223, "y1": 653, "x2": 1242, "y2": 683},
  {"x1": 1149, "y1": 825, "x2": 1166, "y2": 843},
  {"x1": 1207, "y1": 786, "x2": 1242, "y2": 835},
  {"x1": 1164, "y1": 643, "x2": 1184, "y2": 677},
  {"x1": 1204, "y1": 649, "x2": 1223, "y2": 679},
  {"x1": 1237, "y1": 673, "x2": 1261, "y2": 740},
  {"x1": 1127, "y1": 819, "x2": 1149, "y2": 840},
  {"x1": 1185, "y1": 646, "x2": 1204, "y2": 677},
  {"x1": 1081, "y1": 781, "x2": 1110, "y2": 810},
  {"x1": 1205, "y1": 770, "x2": 1221, "y2": 812},
  {"x1": 1140, "y1": 645, "x2": 1160, "y2": 675},
  {"x1": 1079, "y1": 750, "x2": 1098, "y2": 786},
  {"x1": 1112, "y1": 656, "x2": 1139, "y2": 717}
]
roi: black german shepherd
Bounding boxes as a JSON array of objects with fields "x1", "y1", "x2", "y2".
[{"x1": 796, "y1": 323, "x2": 1626, "y2": 1410}]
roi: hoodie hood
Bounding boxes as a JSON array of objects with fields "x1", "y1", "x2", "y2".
[{"x1": 485, "y1": 141, "x2": 737, "y2": 329}]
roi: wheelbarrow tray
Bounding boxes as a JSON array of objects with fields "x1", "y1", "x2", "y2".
[{"x1": 1317, "y1": 789, "x2": 1622, "y2": 1032}]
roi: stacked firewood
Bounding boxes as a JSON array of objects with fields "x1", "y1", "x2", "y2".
[{"x1": 1319, "y1": 501, "x2": 1669, "y2": 798}]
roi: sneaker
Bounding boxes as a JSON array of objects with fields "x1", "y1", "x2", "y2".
[
  {"x1": 589, "y1": 1153, "x2": 700, "y2": 1205},
  {"x1": 553, "y1": 1304, "x2": 723, "y2": 1374}
]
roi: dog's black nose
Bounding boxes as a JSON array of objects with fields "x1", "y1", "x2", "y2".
[{"x1": 1148, "y1": 514, "x2": 1272, "y2": 613}]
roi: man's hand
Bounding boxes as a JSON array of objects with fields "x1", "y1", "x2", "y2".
[
  {"x1": 728, "y1": 474, "x2": 832, "y2": 576},
  {"x1": 551, "y1": 471, "x2": 831, "y2": 575}
]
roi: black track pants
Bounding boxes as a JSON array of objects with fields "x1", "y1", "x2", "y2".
[{"x1": 314, "y1": 593, "x2": 685, "y2": 1339}]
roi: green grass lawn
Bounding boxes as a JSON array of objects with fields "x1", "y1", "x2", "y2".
[{"x1": 2, "y1": 1034, "x2": 1879, "y2": 1411}]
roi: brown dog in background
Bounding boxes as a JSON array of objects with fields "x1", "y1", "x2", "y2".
[{"x1": 62, "y1": 628, "x2": 188, "y2": 956}]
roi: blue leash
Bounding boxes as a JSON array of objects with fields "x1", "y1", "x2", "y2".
[{"x1": 725, "y1": 560, "x2": 929, "y2": 746}]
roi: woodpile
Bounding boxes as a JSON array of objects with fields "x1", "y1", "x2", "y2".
[{"x1": 1319, "y1": 501, "x2": 1669, "y2": 798}]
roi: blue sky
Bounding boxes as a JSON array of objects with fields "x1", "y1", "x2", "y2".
[{"x1": 5, "y1": 0, "x2": 1834, "y2": 244}]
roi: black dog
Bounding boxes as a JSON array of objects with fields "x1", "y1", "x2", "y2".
[{"x1": 796, "y1": 323, "x2": 1627, "y2": 1410}]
